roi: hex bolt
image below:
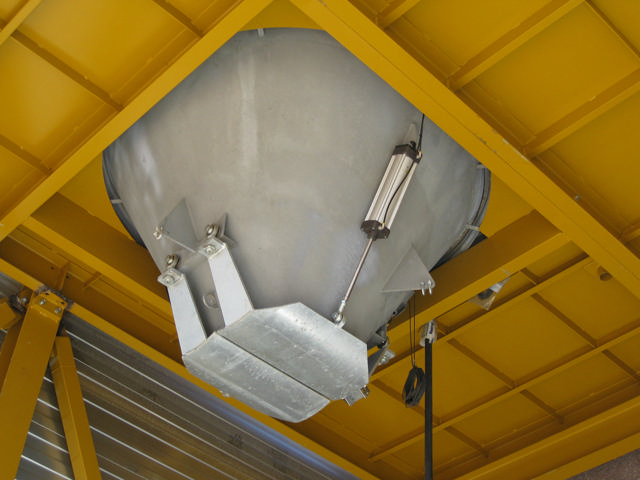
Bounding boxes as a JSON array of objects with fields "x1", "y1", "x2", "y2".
[
  {"x1": 203, "y1": 245, "x2": 217, "y2": 256},
  {"x1": 205, "y1": 224, "x2": 219, "y2": 237},
  {"x1": 39, "y1": 299, "x2": 46, "y2": 306},
  {"x1": 165, "y1": 254, "x2": 178, "y2": 267},
  {"x1": 162, "y1": 274, "x2": 176, "y2": 286},
  {"x1": 153, "y1": 226, "x2": 164, "y2": 240},
  {"x1": 54, "y1": 307, "x2": 62, "y2": 314}
]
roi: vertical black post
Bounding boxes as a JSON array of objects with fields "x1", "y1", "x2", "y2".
[{"x1": 425, "y1": 339, "x2": 433, "y2": 480}]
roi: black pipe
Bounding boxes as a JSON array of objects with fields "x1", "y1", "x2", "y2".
[{"x1": 425, "y1": 339, "x2": 433, "y2": 480}]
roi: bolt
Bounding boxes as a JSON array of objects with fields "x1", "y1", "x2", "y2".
[
  {"x1": 205, "y1": 224, "x2": 218, "y2": 237},
  {"x1": 39, "y1": 299, "x2": 46, "y2": 306},
  {"x1": 21, "y1": 297, "x2": 29, "y2": 305},
  {"x1": 165, "y1": 254, "x2": 178, "y2": 267},
  {"x1": 203, "y1": 244, "x2": 217, "y2": 256},
  {"x1": 161, "y1": 274, "x2": 176, "y2": 286},
  {"x1": 55, "y1": 307, "x2": 62, "y2": 314},
  {"x1": 153, "y1": 226, "x2": 164, "y2": 240}
]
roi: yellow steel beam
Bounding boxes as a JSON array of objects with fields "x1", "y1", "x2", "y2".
[
  {"x1": 0, "y1": 321, "x2": 21, "y2": 389},
  {"x1": 1, "y1": 232, "x2": 180, "y2": 358},
  {"x1": 9, "y1": 29, "x2": 122, "y2": 111},
  {"x1": 50, "y1": 335, "x2": 102, "y2": 480},
  {"x1": 288, "y1": 0, "x2": 640, "y2": 304},
  {"x1": 0, "y1": 298, "x2": 21, "y2": 330},
  {"x1": 386, "y1": 211, "x2": 568, "y2": 343},
  {"x1": 0, "y1": 290, "x2": 66, "y2": 480},
  {"x1": 534, "y1": 430, "x2": 640, "y2": 480},
  {"x1": 449, "y1": 0, "x2": 583, "y2": 91},
  {"x1": 0, "y1": 132, "x2": 49, "y2": 174},
  {"x1": 0, "y1": 0, "x2": 43, "y2": 47},
  {"x1": 525, "y1": 68, "x2": 640, "y2": 156},
  {"x1": 0, "y1": 257, "x2": 379, "y2": 480},
  {"x1": 369, "y1": 314, "x2": 640, "y2": 461},
  {"x1": 0, "y1": 0, "x2": 274, "y2": 244},
  {"x1": 376, "y1": 254, "x2": 589, "y2": 383},
  {"x1": 149, "y1": 0, "x2": 204, "y2": 37},
  {"x1": 522, "y1": 0, "x2": 640, "y2": 157},
  {"x1": 376, "y1": 0, "x2": 421, "y2": 29},
  {"x1": 454, "y1": 393, "x2": 640, "y2": 480},
  {"x1": 24, "y1": 194, "x2": 171, "y2": 318}
]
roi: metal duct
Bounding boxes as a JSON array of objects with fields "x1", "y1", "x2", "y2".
[{"x1": 103, "y1": 28, "x2": 490, "y2": 421}]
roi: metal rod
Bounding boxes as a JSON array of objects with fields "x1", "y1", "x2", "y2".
[
  {"x1": 425, "y1": 339, "x2": 433, "y2": 480},
  {"x1": 333, "y1": 237, "x2": 375, "y2": 326}
]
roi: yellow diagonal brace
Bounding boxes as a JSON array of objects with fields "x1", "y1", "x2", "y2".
[
  {"x1": 0, "y1": 291, "x2": 66, "y2": 480},
  {"x1": 50, "y1": 336, "x2": 102, "y2": 480},
  {"x1": 289, "y1": 0, "x2": 640, "y2": 302},
  {"x1": 0, "y1": 0, "x2": 274, "y2": 243},
  {"x1": 0, "y1": 321, "x2": 21, "y2": 391},
  {"x1": 0, "y1": 298, "x2": 21, "y2": 330}
]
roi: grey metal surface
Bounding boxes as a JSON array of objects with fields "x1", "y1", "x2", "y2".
[
  {"x1": 185, "y1": 333, "x2": 330, "y2": 422},
  {"x1": 220, "y1": 303, "x2": 368, "y2": 400},
  {"x1": 0, "y1": 309, "x2": 360, "y2": 480},
  {"x1": 103, "y1": 27, "x2": 489, "y2": 344}
]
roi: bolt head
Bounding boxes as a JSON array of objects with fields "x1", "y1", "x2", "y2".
[
  {"x1": 161, "y1": 274, "x2": 176, "y2": 286},
  {"x1": 39, "y1": 299, "x2": 46, "y2": 306},
  {"x1": 21, "y1": 297, "x2": 29, "y2": 305},
  {"x1": 54, "y1": 307, "x2": 62, "y2": 314},
  {"x1": 165, "y1": 254, "x2": 178, "y2": 266},
  {"x1": 203, "y1": 245, "x2": 217, "y2": 255},
  {"x1": 153, "y1": 226, "x2": 163, "y2": 240}
]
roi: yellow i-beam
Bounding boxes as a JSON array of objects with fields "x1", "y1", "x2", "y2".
[
  {"x1": 0, "y1": 290, "x2": 66, "y2": 480},
  {"x1": 50, "y1": 335, "x2": 102, "y2": 480}
]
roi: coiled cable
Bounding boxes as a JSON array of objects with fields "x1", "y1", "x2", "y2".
[{"x1": 402, "y1": 295, "x2": 426, "y2": 407}]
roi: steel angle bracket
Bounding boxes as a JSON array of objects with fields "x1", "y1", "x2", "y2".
[{"x1": 383, "y1": 245, "x2": 435, "y2": 295}]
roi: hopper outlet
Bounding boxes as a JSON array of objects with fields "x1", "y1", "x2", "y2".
[{"x1": 103, "y1": 28, "x2": 490, "y2": 421}]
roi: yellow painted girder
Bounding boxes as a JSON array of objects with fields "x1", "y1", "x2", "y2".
[
  {"x1": 24, "y1": 194, "x2": 172, "y2": 319},
  {"x1": 0, "y1": 0, "x2": 43, "y2": 47},
  {"x1": 50, "y1": 335, "x2": 102, "y2": 480},
  {"x1": 448, "y1": 0, "x2": 583, "y2": 91},
  {"x1": 390, "y1": 211, "x2": 568, "y2": 338},
  {"x1": 0, "y1": 290, "x2": 66, "y2": 480},
  {"x1": 0, "y1": 0, "x2": 275, "y2": 245},
  {"x1": 288, "y1": 0, "x2": 640, "y2": 305},
  {"x1": 455, "y1": 393, "x2": 640, "y2": 480},
  {"x1": 534, "y1": 430, "x2": 640, "y2": 480}
]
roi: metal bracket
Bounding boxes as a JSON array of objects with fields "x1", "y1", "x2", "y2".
[
  {"x1": 382, "y1": 245, "x2": 435, "y2": 295},
  {"x1": 419, "y1": 320, "x2": 438, "y2": 347}
]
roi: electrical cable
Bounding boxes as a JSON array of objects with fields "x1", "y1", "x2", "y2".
[{"x1": 402, "y1": 295, "x2": 426, "y2": 407}]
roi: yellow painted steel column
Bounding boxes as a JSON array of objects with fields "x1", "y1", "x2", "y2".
[
  {"x1": 0, "y1": 321, "x2": 21, "y2": 392},
  {"x1": 0, "y1": 290, "x2": 66, "y2": 480},
  {"x1": 50, "y1": 335, "x2": 102, "y2": 480}
]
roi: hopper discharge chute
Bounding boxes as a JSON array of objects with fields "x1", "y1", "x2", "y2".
[{"x1": 103, "y1": 28, "x2": 490, "y2": 422}]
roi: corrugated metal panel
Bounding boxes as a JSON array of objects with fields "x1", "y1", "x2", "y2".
[{"x1": 0, "y1": 294, "x2": 358, "y2": 480}]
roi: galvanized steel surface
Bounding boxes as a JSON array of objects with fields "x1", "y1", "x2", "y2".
[{"x1": 104, "y1": 28, "x2": 488, "y2": 344}]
